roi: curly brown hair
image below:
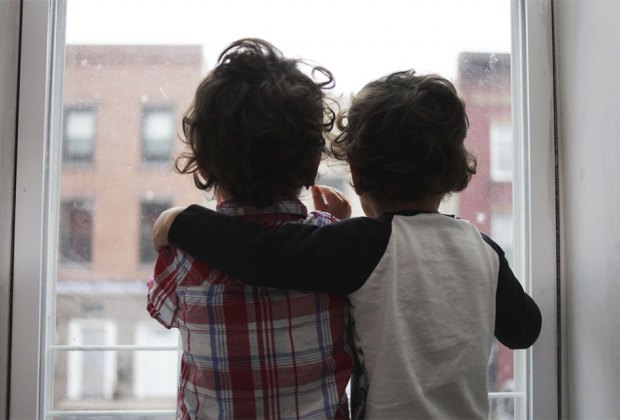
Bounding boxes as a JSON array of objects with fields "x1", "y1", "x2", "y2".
[
  {"x1": 331, "y1": 70, "x2": 476, "y2": 202},
  {"x1": 176, "y1": 38, "x2": 336, "y2": 207}
]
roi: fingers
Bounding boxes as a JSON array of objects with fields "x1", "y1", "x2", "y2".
[
  {"x1": 311, "y1": 185, "x2": 328, "y2": 212},
  {"x1": 311, "y1": 185, "x2": 352, "y2": 220},
  {"x1": 152, "y1": 206, "x2": 185, "y2": 251}
]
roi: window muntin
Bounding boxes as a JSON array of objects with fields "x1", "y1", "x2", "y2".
[
  {"x1": 63, "y1": 106, "x2": 96, "y2": 163},
  {"x1": 12, "y1": 2, "x2": 560, "y2": 413}
]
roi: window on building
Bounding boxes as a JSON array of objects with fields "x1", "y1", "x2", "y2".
[
  {"x1": 59, "y1": 199, "x2": 93, "y2": 264},
  {"x1": 141, "y1": 107, "x2": 174, "y2": 163},
  {"x1": 67, "y1": 319, "x2": 117, "y2": 400},
  {"x1": 133, "y1": 322, "x2": 179, "y2": 398},
  {"x1": 491, "y1": 211, "x2": 514, "y2": 265},
  {"x1": 490, "y1": 121, "x2": 513, "y2": 182},
  {"x1": 140, "y1": 200, "x2": 172, "y2": 264},
  {"x1": 63, "y1": 106, "x2": 96, "y2": 163}
]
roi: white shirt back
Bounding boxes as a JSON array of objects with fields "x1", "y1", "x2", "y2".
[{"x1": 349, "y1": 213, "x2": 499, "y2": 419}]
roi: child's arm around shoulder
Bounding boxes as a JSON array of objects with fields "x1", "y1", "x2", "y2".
[
  {"x1": 158, "y1": 204, "x2": 392, "y2": 295},
  {"x1": 483, "y1": 234, "x2": 542, "y2": 349}
]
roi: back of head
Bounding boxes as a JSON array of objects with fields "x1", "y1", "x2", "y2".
[
  {"x1": 332, "y1": 70, "x2": 476, "y2": 202},
  {"x1": 177, "y1": 38, "x2": 335, "y2": 207}
]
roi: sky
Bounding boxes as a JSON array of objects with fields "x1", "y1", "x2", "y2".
[{"x1": 64, "y1": 0, "x2": 512, "y2": 94}]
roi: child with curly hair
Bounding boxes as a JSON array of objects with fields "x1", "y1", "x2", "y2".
[{"x1": 147, "y1": 38, "x2": 353, "y2": 419}]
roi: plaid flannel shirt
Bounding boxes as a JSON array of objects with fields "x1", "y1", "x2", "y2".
[{"x1": 148, "y1": 200, "x2": 353, "y2": 419}]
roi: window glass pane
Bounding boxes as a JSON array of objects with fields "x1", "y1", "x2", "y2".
[
  {"x1": 454, "y1": 52, "x2": 518, "y2": 413},
  {"x1": 56, "y1": 40, "x2": 202, "y2": 415},
  {"x1": 50, "y1": 0, "x2": 521, "y2": 416}
]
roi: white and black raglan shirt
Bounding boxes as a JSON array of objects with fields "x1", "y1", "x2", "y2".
[{"x1": 168, "y1": 205, "x2": 542, "y2": 420}]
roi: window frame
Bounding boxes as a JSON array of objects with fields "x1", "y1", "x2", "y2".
[{"x1": 9, "y1": 0, "x2": 559, "y2": 418}]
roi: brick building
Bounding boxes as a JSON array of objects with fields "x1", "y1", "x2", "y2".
[{"x1": 56, "y1": 45, "x2": 206, "y2": 411}]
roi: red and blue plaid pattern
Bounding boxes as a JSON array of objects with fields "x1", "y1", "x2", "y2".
[{"x1": 148, "y1": 201, "x2": 352, "y2": 419}]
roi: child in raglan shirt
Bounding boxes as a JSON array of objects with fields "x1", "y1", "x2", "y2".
[
  {"x1": 147, "y1": 38, "x2": 354, "y2": 419},
  {"x1": 153, "y1": 70, "x2": 542, "y2": 419}
]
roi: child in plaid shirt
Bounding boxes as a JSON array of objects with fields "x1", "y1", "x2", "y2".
[{"x1": 147, "y1": 38, "x2": 352, "y2": 419}]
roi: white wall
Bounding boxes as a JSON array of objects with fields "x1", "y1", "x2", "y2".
[
  {"x1": 0, "y1": 1, "x2": 21, "y2": 418},
  {"x1": 556, "y1": 0, "x2": 620, "y2": 417}
]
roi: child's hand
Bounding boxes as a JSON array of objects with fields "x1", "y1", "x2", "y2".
[
  {"x1": 311, "y1": 185, "x2": 352, "y2": 220},
  {"x1": 152, "y1": 207, "x2": 185, "y2": 251}
]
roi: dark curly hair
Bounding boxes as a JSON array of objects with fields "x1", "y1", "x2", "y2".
[
  {"x1": 176, "y1": 38, "x2": 336, "y2": 207},
  {"x1": 331, "y1": 70, "x2": 476, "y2": 202}
]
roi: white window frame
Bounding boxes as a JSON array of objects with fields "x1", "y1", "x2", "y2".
[
  {"x1": 510, "y1": 0, "x2": 560, "y2": 418},
  {"x1": 8, "y1": 0, "x2": 560, "y2": 418}
]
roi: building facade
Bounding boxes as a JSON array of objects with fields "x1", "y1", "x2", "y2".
[{"x1": 56, "y1": 45, "x2": 205, "y2": 411}]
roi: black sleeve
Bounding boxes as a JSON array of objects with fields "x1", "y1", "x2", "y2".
[
  {"x1": 482, "y1": 234, "x2": 542, "y2": 349},
  {"x1": 168, "y1": 205, "x2": 392, "y2": 294}
]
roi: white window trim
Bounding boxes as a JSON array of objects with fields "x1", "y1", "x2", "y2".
[
  {"x1": 511, "y1": 0, "x2": 560, "y2": 418},
  {"x1": 9, "y1": 0, "x2": 560, "y2": 418},
  {"x1": 0, "y1": 0, "x2": 21, "y2": 418},
  {"x1": 11, "y1": 1, "x2": 63, "y2": 418}
]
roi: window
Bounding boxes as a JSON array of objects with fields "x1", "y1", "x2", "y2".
[
  {"x1": 11, "y1": 0, "x2": 558, "y2": 418},
  {"x1": 133, "y1": 322, "x2": 178, "y2": 398},
  {"x1": 140, "y1": 200, "x2": 172, "y2": 264},
  {"x1": 67, "y1": 319, "x2": 117, "y2": 400},
  {"x1": 141, "y1": 107, "x2": 174, "y2": 163},
  {"x1": 491, "y1": 212, "x2": 514, "y2": 271},
  {"x1": 63, "y1": 106, "x2": 97, "y2": 163},
  {"x1": 491, "y1": 121, "x2": 514, "y2": 182},
  {"x1": 59, "y1": 199, "x2": 93, "y2": 264}
]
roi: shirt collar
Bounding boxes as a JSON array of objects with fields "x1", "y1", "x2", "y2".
[
  {"x1": 377, "y1": 209, "x2": 455, "y2": 223},
  {"x1": 216, "y1": 199, "x2": 308, "y2": 217}
]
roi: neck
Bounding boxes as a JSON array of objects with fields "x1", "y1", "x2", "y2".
[
  {"x1": 362, "y1": 194, "x2": 443, "y2": 218},
  {"x1": 217, "y1": 188, "x2": 301, "y2": 205}
]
